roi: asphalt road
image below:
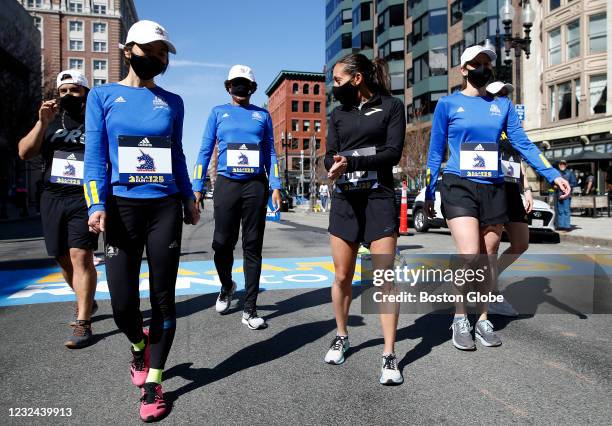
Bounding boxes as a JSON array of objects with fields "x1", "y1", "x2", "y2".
[{"x1": 0, "y1": 208, "x2": 611, "y2": 424}]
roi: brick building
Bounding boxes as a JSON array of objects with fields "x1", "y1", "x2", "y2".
[
  {"x1": 18, "y1": 0, "x2": 138, "y2": 98},
  {"x1": 265, "y1": 71, "x2": 327, "y2": 193}
]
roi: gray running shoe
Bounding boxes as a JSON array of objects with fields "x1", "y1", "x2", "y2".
[
  {"x1": 451, "y1": 316, "x2": 475, "y2": 350},
  {"x1": 475, "y1": 320, "x2": 502, "y2": 347},
  {"x1": 65, "y1": 321, "x2": 94, "y2": 349}
]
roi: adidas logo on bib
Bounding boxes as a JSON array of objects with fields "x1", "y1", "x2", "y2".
[
  {"x1": 239, "y1": 144, "x2": 248, "y2": 150},
  {"x1": 67, "y1": 153, "x2": 77, "y2": 160},
  {"x1": 139, "y1": 137, "x2": 153, "y2": 147},
  {"x1": 475, "y1": 144, "x2": 485, "y2": 151},
  {"x1": 351, "y1": 150, "x2": 360, "y2": 156}
]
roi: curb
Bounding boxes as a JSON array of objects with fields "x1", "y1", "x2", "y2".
[{"x1": 559, "y1": 233, "x2": 612, "y2": 248}]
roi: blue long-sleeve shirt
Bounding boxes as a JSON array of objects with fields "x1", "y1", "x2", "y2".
[
  {"x1": 192, "y1": 103, "x2": 282, "y2": 192},
  {"x1": 83, "y1": 83, "x2": 193, "y2": 215},
  {"x1": 425, "y1": 92, "x2": 560, "y2": 200}
]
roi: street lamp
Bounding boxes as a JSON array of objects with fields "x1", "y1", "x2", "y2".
[
  {"x1": 280, "y1": 130, "x2": 292, "y2": 191},
  {"x1": 500, "y1": 0, "x2": 534, "y2": 104}
]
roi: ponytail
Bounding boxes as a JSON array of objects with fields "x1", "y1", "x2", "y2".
[{"x1": 336, "y1": 53, "x2": 391, "y2": 96}]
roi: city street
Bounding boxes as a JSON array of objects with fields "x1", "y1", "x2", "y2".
[{"x1": 1, "y1": 208, "x2": 611, "y2": 424}]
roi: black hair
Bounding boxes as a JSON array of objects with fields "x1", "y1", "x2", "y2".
[{"x1": 335, "y1": 53, "x2": 391, "y2": 96}]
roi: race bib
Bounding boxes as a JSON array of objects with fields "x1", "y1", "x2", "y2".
[
  {"x1": 118, "y1": 136, "x2": 173, "y2": 184},
  {"x1": 227, "y1": 142, "x2": 260, "y2": 174},
  {"x1": 50, "y1": 151, "x2": 84, "y2": 186},
  {"x1": 459, "y1": 142, "x2": 498, "y2": 178},
  {"x1": 336, "y1": 146, "x2": 378, "y2": 192},
  {"x1": 501, "y1": 155, "x2": 521, "y2": 183}
]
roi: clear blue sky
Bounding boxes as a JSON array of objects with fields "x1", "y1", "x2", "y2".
[{"x1": 133, "y1": 0, "x2": 325, "y2": 176}]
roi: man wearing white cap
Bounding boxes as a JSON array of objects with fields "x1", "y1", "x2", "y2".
[
  {"x1": 18, "y1": 70, "x2": 99, "y2": 349},
  {"x1": 424, "y1": 44, "x2": 571, "y2": 350},
  {"x1": 193, "y1": 64, "x2": 283, "y2": 330}
]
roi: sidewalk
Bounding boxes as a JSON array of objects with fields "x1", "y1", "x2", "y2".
[{"x1": 558, "y1": 214, "x2": 612, "y2": 247}]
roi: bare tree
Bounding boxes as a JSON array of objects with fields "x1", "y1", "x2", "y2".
[{"x1": 401, "y1": 108, "x2": 431, "y2": 188}]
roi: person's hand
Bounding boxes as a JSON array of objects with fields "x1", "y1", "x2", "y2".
[
  {"x1": 523, "y1": 189, "x2": 534, "y2": 214},
  {"x1": 271, "y1": 189, "x2": 282, "y2": 213},
  {"x1": 183, "y1": 200, "x2": 200, "y2": 225},
  {"x1": 194, "y1": 191, "x2": 203, "y2": 214},
  {"x1": 554, "y1": 177, "x2": 571, "y2": 199},
  {"x1": 424, "y1": 199, "x2": 435, "y2": 219},
  {"x1": 88, "y1": 211, "x2": 106, "y2": 234},
  {"x1": 328, "y1": 155, "x2": 347, "y2": 181},
  {"x1": 39, "y1": 100, "x2": 59, "y2": 126}
]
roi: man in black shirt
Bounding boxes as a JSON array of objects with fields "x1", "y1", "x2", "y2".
[{"x1": 18, "y1": 70, "x2": 98, "y2": 348}]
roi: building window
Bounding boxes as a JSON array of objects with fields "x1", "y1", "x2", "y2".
[
  {"x1": 69, "y1": 21, "x2": 83, "y2": 32},
  {"x1": 313, "y1": 84, "x2": 320, "y2": 95},
  {"x1": 69, "y1": 58, "x2": 84, "y2": 70},
  {"x1": 314, "y1": 102, "x2": 321, "y2": 113},
  {"x1": 412, "y1": 9, "x2": 448, "y2": 45},
  {"x1": 464, "y1": 18, "x2": 487, "y2": 47},
  {"x1": 451, "y1": 41, "x2": 463, "y2": 67},
  {"x1": 359, "y1": 30, "x2": 374, "y2": 50},
  {"x1": 589, "y1": 13, "x2": 606, "y2": 54},
  {"x1": 388, "y1": 4, "x2": 404, "y2": 27},
  {"x1": 93, "y1": 59, "x2": 107, "y2": 70},
  {"x1": 549, "y1": 0, "x2": 560, "y2": 12},
  {"x1": 292, "y1": 100, "x2": 299, "y2": 112},
  {"x1": 549, "y1": 79, "x2": 581, "y2": 121},
  {"x1": 27, "y1": 0, "x2": 42, "y2": 7},
  {"x1": 548, "y1": 28, "x2": 561, "y2": 66},
  {"x1": 341, "y1": 32, "x2": 352, "y2": 49},
  {"x1": 292, "y1": 119, "x2": 299, "y2": 131},
  {"x1": 315, "y1": 120, "x2": 321, "y2": 133},
  {"x1": 93, "y1": 41, "x2": 107, "y2": 52},
  {"x1": 360, "y1": 1, "x2": 371, "y2": 21},
  {"x1": 303, "y1": 120, "x2": 310, "y2": 132},
  {"x1": 557, "y1": 81, "x2": 572, "y2": 120},
  {"x1": 575, "y1": 78, "x2": 581, "y2": 117},
  {"x1": 303, "y1": 139, "x2": 310, "y2": 150},
  {"x1": 291, "y1": 139, "x2": 298, "y2": 149},
  {"x1": 450, "y1": 1, "x2": 462, "y2": 26},
  {"x1": 342, "y1": 8, "x2": 352, "y2": 24},
  {"x1": 303, "y1": 84, "x2": 310, "y2": 94},
  {"x1": 292, "y1": 83, "x2": 299, "y2": 94},
  {"x1": 406, "y1": 68, "x2": 413, "y2": 88},
  {"x1": 92, "y1": 3, "x2": 107, "y2": 14},
  {"x1": 316, "y1": 139, "x2": 321, "y2": 150},
  {"x1": 68, "y1": 1, "x2": 83, "y2": 13},
  {"x1": 69, "y1": 39, "x2": 84, "y2": 51},
  {"x1": 412, "y1": 91, "x2": 446, "y2": 116},
  {"x1": 303, "y1": 101, "x2": 310, "y2": 113},
  {"x1": 566, "y1": 19, "x2": 580, "y2": 60},
  {"x1": 93, "y1": 22, "x2": 107, "y2": 34},
  {"x1": 379, "y1": 38, "x2": 404, "y2": 61},
  {"x1": 390, "y1": 72, "x2": 403, "y2": 94},
  {"x1": 429, "y1": 48, "x2": 448, "y2": 76},
  {"x1": 589, "y1": 74, "x2": 607, "y2": 114},
  {"x1": 93, "y1": 78, "x2": 107, "y2": 86}
]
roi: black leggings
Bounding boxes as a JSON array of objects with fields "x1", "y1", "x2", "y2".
[
  {"x1": 212, "y1": 175, "x2": 268, "y2": 312},
  {"x1": 104, "y1": 195, "x2": 182, "y2": 370}
]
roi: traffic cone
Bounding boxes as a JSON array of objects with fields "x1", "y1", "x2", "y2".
[{"x1": 399, "y1": 180, "x2": 409, "y2": 235}]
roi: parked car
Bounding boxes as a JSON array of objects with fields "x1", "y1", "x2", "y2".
[{"x1": 411, "y1": 187, "x2": 556, "y2": 233}]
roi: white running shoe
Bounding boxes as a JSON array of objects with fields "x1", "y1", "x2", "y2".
[
  {"x1": 324, "y1": 335, "x2": 350, "y2": 365},
  {"x1": 215, "y1": 281, "x2": 237, "y2": 314},
  {"x1": 379, "y1": 353, "x2": 403, "y2": 385},
  {"x1": 241, "y1": 309, "x2": 267, "y2": 330},
  {"x1": 488, "y1": 299, "x2": 519, "y2": 317}
]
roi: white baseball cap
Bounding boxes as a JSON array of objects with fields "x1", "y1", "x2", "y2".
[
  {"x1": 460, "y1": 45, "x2": 497, "y2": 67},
  {"x1": 123, "y1": 20, "x2": 176, "y2": 54},
  {"x1": 56, "y1": 69, "x2": 89, "y2": 89},
  {"x1": 487, "y1": 81, "x2": 514, "y2": 96},
  {"x1": 227, "y1": 65, "x2": 255, "y2": 82}
]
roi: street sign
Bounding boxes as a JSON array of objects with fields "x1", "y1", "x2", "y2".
[{"x1": 516, "y1": 104, "x2": 525, "y2": 122}]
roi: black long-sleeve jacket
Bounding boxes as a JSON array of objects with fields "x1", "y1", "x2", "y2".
[{"x1": 324, "y1": 93, "x2": 406, "y2": 198}]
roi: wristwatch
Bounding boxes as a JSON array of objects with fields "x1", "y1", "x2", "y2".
[{"x1": 524, "y1": 187, "x2": 532, "y2": 192}]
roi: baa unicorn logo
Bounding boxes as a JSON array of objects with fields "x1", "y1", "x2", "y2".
[
  {"x1": 473, "y1": 154, "x2": 486, "y2": 168},
  {"x1": 136, "y1": 150, "x2": 156, "y2": 172},
  {"x1": 238, "y1": 152, "x2": 249, "y2": 165},
  {"x1": 63, "y1": 162, "x2": 76, "y2": 177}
]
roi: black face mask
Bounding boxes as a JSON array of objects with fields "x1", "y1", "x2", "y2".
[
  {"x1": 130, "y1": 53, "x2": 168, "y2": 81},
  {"x1": 332, "y1": 79, "x2": 359, "y2": 105},
  {"x1": 59, "y1": 94, "x2": 86, "y2": 117},
  {"x1": 230, "y1": 84, "x2": 251, "y2": 98},
  {"x1": 467, "y1": 65, "x2": 493, "y2": 88}
]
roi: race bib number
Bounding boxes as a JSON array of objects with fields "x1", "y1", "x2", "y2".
[
  {"x1": 460, "y1": 142, "x2": 498, "y2": 178},
  {"x1": 336, "y1": 146, "x2": 378, "y2": 192},
  {"x1": 227, "y1": 143, "x2": 260, "y2": 174},
  {"x1": 50, "y1": 151, "x2": 84, "y2": 186},
  {"x1": 501, "y1": 156, "x2": 521, "y2": 183},
  {"x1": 118, "y1": 136, "x2": 173, "y2": 184}
]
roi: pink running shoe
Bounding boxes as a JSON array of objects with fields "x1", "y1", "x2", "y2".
[
  {"x1": 130, "y1": 329, "x2": 150, "y2": 387},
  {"x1": 140, "y1": 383, "x2": 167, "y2": 422}
]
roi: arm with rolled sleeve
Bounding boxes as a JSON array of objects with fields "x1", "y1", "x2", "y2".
[
  {"x1": 192, "y1": 109, "x2": 218, "y2": 193},
  {"x1": 171, "y1": 96, "x2": 194, "y2": 200},
  {"x1": 263, "y1": 113, "x2": 282, "y2": 190},
  {"x1": 324, "y1": 109, "x2": 339, "y2": 172},
  {"x1": 83, "y1": 88, "x2": 109, "y2": 215},
  {"x1": 425, "y1": 99, "x2": 449, "y2": 200},
  {"x1": 505, "y1": 101, "x2": 560, "y2": 183},
  {"x1": 345, "y1": 99, "x2": 406, "y2": 172}
]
